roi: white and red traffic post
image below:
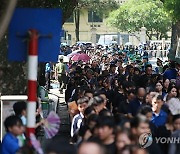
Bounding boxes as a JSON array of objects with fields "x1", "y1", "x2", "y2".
[{"x1": 27, "y1": 29, "x2": 38, "y2": 137}]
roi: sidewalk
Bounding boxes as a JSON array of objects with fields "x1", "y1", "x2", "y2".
[
  {"x1": 41, "y1": 83, "x2": 70, "y2": 150},
  {"x1": 49, "y1": 87, "x2": 70, "y2": 136}
]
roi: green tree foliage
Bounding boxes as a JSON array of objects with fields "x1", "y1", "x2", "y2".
[
  {"x1": 162, "y1": 0, "x2": 180, "y2": 21},
  {"x1": 107, "y1": 0, "x2": 171, "y2": 40},
  {"x1": 18, "y1": 0, "x2": 78, "y2": 24}
]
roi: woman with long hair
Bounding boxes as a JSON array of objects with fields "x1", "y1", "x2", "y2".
[
  {"x1": 163, "y1": 78, "x2": 170, "y2": 94},
  {"x1": 155, "y1": 81, "x2": 165, "y2": 97}
]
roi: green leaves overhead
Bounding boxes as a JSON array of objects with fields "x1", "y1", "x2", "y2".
[
  {"x1": 17, "y1": 0, "x2": 78, "y2": 24},
  {"x1": 163, "y1": 0, "x2": 180, "y2": 21},
  {"x1": 107, "y1": 0, "x2": 171, "y2": 39}
]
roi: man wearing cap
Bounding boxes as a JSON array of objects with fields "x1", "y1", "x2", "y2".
[{"x1": 57, "y1": 56, "x2": 66, "y2": 94}]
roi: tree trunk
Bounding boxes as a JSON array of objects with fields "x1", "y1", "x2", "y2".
[
  {"x1": 0, "y1": 0, "x2": 18, "y2": 42},
  {"x1": 0, "y1": 35, "x2": 27, "y2": 95},
  {"x1": 156, "y1": 32, "x2": 160, "y2": 40},
  {"x1": 74, "y1": 9, "x2": 80, "y2": 42},
  {"x1": 18, "y1": 0, "x2": 78, "y2": 25},
  {"x1": 170, "y1": 21, "x2": 180, "y2": 60},
  {"x1": 146, "y1": 32, "x2": 152, "y2": 40}
]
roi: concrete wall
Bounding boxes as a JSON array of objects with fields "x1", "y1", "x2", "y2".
[{"x1": 64, "y1": 9, "x2": 119, "y2": 45}]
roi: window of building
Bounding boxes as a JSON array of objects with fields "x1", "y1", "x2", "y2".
[
  {"x1": 88, "y1": 11, "x2": 103, "y2": 22},
  {"x1": 66, "y1": 14, "x2": 74, "y2": 23}
]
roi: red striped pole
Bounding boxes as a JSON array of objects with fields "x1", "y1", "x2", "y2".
[{"x1": 27, "y1": 29, "x2": 38, "y2": 137}]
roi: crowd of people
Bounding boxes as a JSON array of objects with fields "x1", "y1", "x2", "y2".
[
  {"x1": 56, "y1": 44, "x2": 180, "y2": 154},
  {"x1": 1, "y1": 44, "x2": 180, "y2": 154}
]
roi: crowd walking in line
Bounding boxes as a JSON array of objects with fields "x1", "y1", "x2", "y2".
[{"x1": 1, "y1": 43, "x2": 180, "y2": 154}]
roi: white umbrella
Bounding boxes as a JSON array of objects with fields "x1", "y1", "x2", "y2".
[
  {"x1": 61, "y1": 42, "x2": 67, "y2": 46},
  {"x1": 138, "y1": 43, "x2": 143, "y2": 46},
  {"x1": 58, "y1": 55, "x2": 69, "y2": 62},
  {"x1": 64, "y1": 56, "x2": 69, "y2": 63},
  {"x1": 125, "y1": 42, "x2": 132, "y2": 46}
]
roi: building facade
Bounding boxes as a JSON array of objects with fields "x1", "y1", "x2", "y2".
[{"x1": 62, "y1": 0, "x2": 140, "y2": 45}]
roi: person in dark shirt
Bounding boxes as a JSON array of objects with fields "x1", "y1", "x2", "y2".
[
  {"x1": 138, "y1": 105, "x2": 157, "y2": 137},
  {"x1": 97, "y1": 116, "x2": 116, "y2": 154},
  {"x1": 112, "y1": 88, "x2": 125, "y2": 114},
  {"x1": 115, "y1": 129, "x2": 132, "y2": 153},
  {"x1": 84, "y1": 89, "x2": 94, "y2": 100},
  {"x1": 91, "y1": 60, "x2": 100, "y2": 74},
  {"x1": 117, "y1": 90, "x2": 136, "y2": 115},
  {"x1": 101, "y1": 78, "x2": 115, "y2": 110},
  {"x1": 168, "y1": 114, "x2": 180, "y2": 154},
  {"x1": 131, "y1": 115, "x2": 162, "y2": 154},
  {"x1": 139, "y1": 64, "x2": 153, "y2": 89},
  {"x1": 132, "y1": 67, "x2": 141, "y2": 86},
  {"x1": 65, "y1": 77, "x2": 76, "y2": 102},
  {"x1": 128, "y1": 87, "x2": 146, "y2": 117},
  {"x1": 90, "y1": 96, "x2": 106, "y2": 114},
  {"x1": 109, "y1": 63, "x2": 117, "y2": 84},
  {"x1": 125, "y1": 65, "x2": 134, "y2": 82},
  {"x1": 163, "y1": 61, "x2": 177, "y2": 80}
]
